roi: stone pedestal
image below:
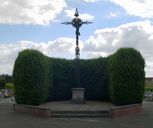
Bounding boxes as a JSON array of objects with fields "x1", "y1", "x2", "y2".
[{"x1": 71, "y1": 88, "x2": 85, "y2": 104}]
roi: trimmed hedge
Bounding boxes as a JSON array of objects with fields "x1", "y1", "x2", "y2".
[
  {"x1": 13, "y1": 48, "x2": 145, "y2": 106},
  {"x1": 13, "y1": 50, "x2": 52, "y2": 105},
  {"x1": 49, "y1": 58, "x2": 109, "y2": 101},
  {"x1": 49, "y1": 58, "x2": 74, "y2": 101},
  {"x1": 109, "y1": 48, "x2": 145, "y2": 105},
  {"x1": 80, "y1": 58, "x2": 110, "y2": 100}
]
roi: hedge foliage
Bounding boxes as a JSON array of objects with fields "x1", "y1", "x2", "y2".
[
  {"x1": 80, "y1": 58, "x2": 110, "y2": 100},
  {"x1": 109, "y1": 48, "x2": 145, "y2": 105},
  {"x1": 13, "y1": 50, "x2": 52, "y2": 105},
  {"x1": 13, "y1": 48, "x2": 145, "y2": 106},
  {"x1": 48, "y1": 58, "x2": 110, "y2": 101},
  {"x1": 49, "y1": 58, "x2": 74, "y2": 101}
]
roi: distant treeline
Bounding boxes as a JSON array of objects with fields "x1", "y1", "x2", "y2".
[{"x1": 0, "y1": 74, "x2": 12, "y2": 83}]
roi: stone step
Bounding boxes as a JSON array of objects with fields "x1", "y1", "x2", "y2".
[
  {"x1": 50, "y1": 113, "x2": 111, "y2": 118},
  {"x1": 50, "y1": 110, "x2": 110, "y2": 114},
  {"x1": 50, "y1": 110, "x2": 111, "y2": 118}
]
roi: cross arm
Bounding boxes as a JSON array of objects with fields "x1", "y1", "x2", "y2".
[
  {"x1": 82, "y1": 21, "x2": 93, "y2": 25},
  {"x1": 61, "y1": 21, "x2": 72, "y2": 25}
]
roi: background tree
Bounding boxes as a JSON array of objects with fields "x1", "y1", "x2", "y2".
[
  {"x1": 0, "y1": 74, "x2": 12, "y2": 83},
  {"x1": 0, "y1": 77, "x2": 6, "y2": 89}
]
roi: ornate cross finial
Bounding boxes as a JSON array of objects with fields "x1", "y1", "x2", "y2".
[
  {"x1": 62, "y1": 8, "x2": 92, "y2": 58},
  {"x1": 74, "y1": 8, "x2": 79, "y2": 17}
]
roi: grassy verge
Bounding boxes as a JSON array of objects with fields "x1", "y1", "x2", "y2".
[{"x1": 145, "y1": 81, "x2": 153, "y2": 92}]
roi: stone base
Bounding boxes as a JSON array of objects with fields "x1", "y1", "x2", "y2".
[{"x1": 71, "y1": 88, "x2": 85, "y2": 104}]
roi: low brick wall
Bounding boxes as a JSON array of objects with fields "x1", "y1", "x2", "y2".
[
  {"x1": 14, "y1": 103, "x2": 142, "y2": 118},
  {"x1": 110, "y1": 104, "x2": 142, "y2": 118},
  {"x1": 15, "y1": 104, "x2": 50, "y2": 117}
]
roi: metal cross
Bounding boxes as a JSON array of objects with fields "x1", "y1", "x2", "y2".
[
  {"x1": 62, "y1": 8, "x2": 92, "y2": 59},
  {"x1": 62, "y1": 8, "x2": 92, "y2": 87}
]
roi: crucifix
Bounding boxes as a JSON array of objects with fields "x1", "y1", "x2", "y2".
[
  {"x1": 62, "y1": 8, "x2": 92, "y2": 103},
  {"x1": 62, "y1": 8, "x2": 92, "y2": 59}
]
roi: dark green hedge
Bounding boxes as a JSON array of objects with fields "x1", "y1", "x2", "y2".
[
  {"x1": 48, "y1": 58, "x2": 75, "y2": 101},
  {"x1": 48, "y1": 58, "x2": 110, "y2": 101},
  {"x1": 13, "y1": 48, "x2": 145, "y2": 106},
  {"x1": 13, "y1": 50, "x2": 52, "y2": 105},
  {"x1": 109, "y1": 48, "x2": 145, "y2": 105},
  {"x1": 80, "y1": 58, "x2": 110, "y2": 100}
]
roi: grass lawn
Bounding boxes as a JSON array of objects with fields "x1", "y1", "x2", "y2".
[{"x1": 145, "y1": 81, "x2": 153, "y2": 91}]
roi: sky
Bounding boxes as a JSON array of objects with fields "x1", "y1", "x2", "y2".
[{"x1": 0, "y1": 0, "x2": 153, "y2": 77}]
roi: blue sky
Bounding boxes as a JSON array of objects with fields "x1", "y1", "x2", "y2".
[
  {"x1": 0, "y1": 0, "x2": 153, "y2": 76},
  {"x1": 0, "y1": 0, "x2": 142, "y2": 42}
]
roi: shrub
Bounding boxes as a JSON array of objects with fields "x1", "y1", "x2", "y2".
[
  {"x1": 5, "y1": 83, "x2": 14, "y2": 91},
  {"x1": 0, "y1": 77, "x2": 6, "y2": 89},
  {"x1": 13, "y1": 50, "x2": 51, "y2": 105},
  {"x1": 109, "y1": 48, "x2": 145, "y2": 105}
]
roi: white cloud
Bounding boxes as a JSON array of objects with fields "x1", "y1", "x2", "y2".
[
  {"x1": 64, "y1": 9, "x2": 94, "y2": 21},
  {"x1": 86, "y1": 51, "x2": 108, "y2": 58},
  {"x1": 0, "y1": 38, "x2": 84, "y2": 74},
  {"x1": 107, "y1": 12, "x2": 119, "y2": 18},
  {"x1": 49, "y1": 38, "x2": 83, "y2": 58},
  {"x1": 109, "y1": 12, "x2": 118, "y2": 17},
  {"x1": 1, "y1": 20, "x2": 153, "y2": 76},
  {"x1": 110, "y1": 0, "x2": 153, "y2": 18},
  {"x1": 83, "y1": 20, "x2": 153, "y2": 76},
  {"x1": 82, "y1": 0, "x2": 100, "y2": 2},
  {"x1": 0, "y1": 0, "x2": 67, "y2": 25},
  {"x1": 145, "y1": 61, "x2": 153, "y2": 77}
]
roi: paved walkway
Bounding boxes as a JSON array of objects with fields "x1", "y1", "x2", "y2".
[
  {"x1": 41, "y1": 101, "x2": 115, "y2": 111},
  {"x1": 0, "y1": 100, "x2": 153, "y2": 128},
  {"x1": 0, "y1": 97, "x2": 13, "y2": 104}
]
